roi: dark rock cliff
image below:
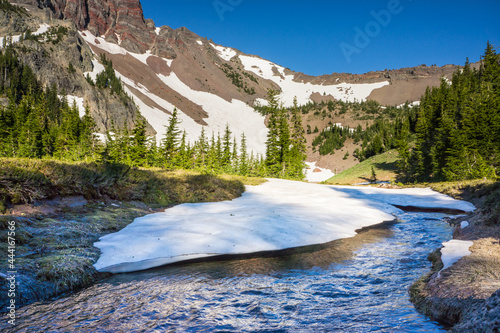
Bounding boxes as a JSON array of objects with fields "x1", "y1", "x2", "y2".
[{"x1": 16, "y1": 0, "x2": 177, "y2": 58}]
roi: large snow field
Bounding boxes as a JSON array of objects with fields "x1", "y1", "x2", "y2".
[
  {"x1": 80, "y1": 31, "x2": 268, "y2": 155},
  {"x1": 94, "y1": 179, "x2": 475, "y2": 273}
]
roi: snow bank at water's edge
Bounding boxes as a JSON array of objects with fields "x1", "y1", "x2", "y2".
[
  {"x1": 94, "y1": 179, "x2": 475, "y2": 273},
  {"x1": 440, "y1": 240, "x2": 474, "y2": 272}
]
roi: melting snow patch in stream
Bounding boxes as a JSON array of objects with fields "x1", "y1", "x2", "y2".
[
  {"x1": 94, "y1": 179, "x2": 475, "y2": 273},
  {"x1": 440, "y1": 240, "x2": 474, "y2": 272}
]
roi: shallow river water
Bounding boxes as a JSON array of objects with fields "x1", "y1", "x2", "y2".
[{"x1": 6, "y1": 212, "x2": 453, "y2": 332}]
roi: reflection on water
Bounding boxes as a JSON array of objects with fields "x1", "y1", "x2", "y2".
[{"x1": 5, "y1": 213, "x2": 451, "y2": 332}]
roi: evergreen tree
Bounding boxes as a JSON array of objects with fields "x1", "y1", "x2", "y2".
[
  {"x1": 399, "y1": 43, "x2": 500, "y2": 182},
  {"x1": 130, "y1": 113, "x2": 148, "y2": 166},
  {"x1": 117, "y1": 122, "x2": 132, "y2": 165},
  {"x1": 175, "y1": 130, "x2": 189, "y2": 169},
  {"x1": 80, "y1": 105, "x2": 98, "y2": 160},
  {"x1": 239, "y1": 133, "x2": 249, "y2": 175},
  {"x1": 195, "y1": 127, "x2": 208, "y2": 168},
  {"x1": 162, "y1": 108, "x2": 181, "y2": 166},
  {"x1": 265, "y1": 89, "x2": 283, "y2": 176},
  {"x1": 396, "y1": 118, "x2": 411, "y2": 180},
  {"x1": 288, "y1": 96, "x2": 307, "y2": 179},
  {"x1": 215, "y1": 133, "x2": 222, "y2": 166},
  {"x1": 277, "y1": 107, "x2": 291, "y2": 178},
  {"x1": 222, "y1": 124, "x2": 232, "y2": 169},
  {"x1": 206, "y1": 132, "x2": 218, "y2": 172},
  {"x1": 146, "y1": 136, "x2": 160, "y2": 167}
]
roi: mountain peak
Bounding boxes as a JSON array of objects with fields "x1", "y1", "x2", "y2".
[{"x1": 20, "y1": 0, "x2": 155, "y2": 53}]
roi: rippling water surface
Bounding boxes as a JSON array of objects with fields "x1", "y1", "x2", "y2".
[{"x1": 8, "y1": 212, "x2": 453, "y2": 332}]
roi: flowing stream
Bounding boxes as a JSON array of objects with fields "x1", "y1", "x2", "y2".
[{"x1": 6, "y1": 212, "x2": 453, "y2": 332}]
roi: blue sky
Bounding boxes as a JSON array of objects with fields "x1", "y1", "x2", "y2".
[{"x1": 140, "y1": 0, "x2": 500, "y2": 76}]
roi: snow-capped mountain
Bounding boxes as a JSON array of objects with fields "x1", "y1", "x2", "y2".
[{"x1": 7, "y1": 0, "x2": 461, "y2": 155}]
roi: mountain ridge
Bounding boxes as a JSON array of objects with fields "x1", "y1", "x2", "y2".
[{"x1": 6, "y1": 0, "x2": 466, "y2": 157}]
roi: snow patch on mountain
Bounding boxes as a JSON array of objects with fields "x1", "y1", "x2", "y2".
[
  {"x1": 397, "y1": 101, "x2": 420, "y2": 108},
  {"x1": 210, "y1": 43, "x2": 237, "y2": 61},
  {"x1": 239, "y1": 55, "x2": 390, "y2": 107},
  {"x1": 81, "y1": 31, "x2": 159, "y2": 67},
  {"x1": 305, "y1": 162, "x2": 336, "y2": 183},
  {"x1": 128, "y1": 50, "x2": 153, "y2": 66},
  {"x1": 0, "y1": 23, "x2": 51, "y2": 49},
  {"x1": 118, "y1": 74, "x2": 201, "y2": 144},
  {"x1": 34, "y1": 23, "x2": 51, "y2": 35},
  {"x1": 83, "y1": 57, "x2": 106, "y2": 81},
  {"x1": 61, "y1": 95, "x2": 86, "y2": 117},
  {"x1": 81, "y1": 32, "x2": 127, "y2": 55}
]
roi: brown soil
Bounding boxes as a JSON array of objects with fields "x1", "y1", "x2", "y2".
[
  {"x1": 309, "y1": 92, "x2": 336, "y2": 104},
  {"x1": 146, "y1": 55, "x2": 172, "y2": 76},
  {"x1": 367, "y1": 77, "x2": 442, "y2": 106}
]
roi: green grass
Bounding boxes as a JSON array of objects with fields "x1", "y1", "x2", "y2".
[
  {"x1": 0, "y1": 158, "x2": 266, "y2": 209},
  {"x1": 325, "y1": 150, "x2": 399, "y2": 185}
]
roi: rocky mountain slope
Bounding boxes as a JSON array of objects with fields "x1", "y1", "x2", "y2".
[{"x1": 6, "y1": 0, "x2": 462, "y2": 157}]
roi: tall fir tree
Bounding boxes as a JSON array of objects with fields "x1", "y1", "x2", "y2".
[
  {"x1": 239, "y1": 133, "x2": 249, "y2": 175},
  {"x1": 130, "y1": 113, "x2": 148, "y2": 166},
  {"x1": 265, "y1": 89, "x2": 282, "y2": 176},
  {"x1": 222, "y1": 124, "x2": 232, "y2": 169},
  {"x1": 288, "y1": 96, "x2": 307, "y2": 179},
  {"x1": 162, "y1": 108, "x2": 181, "y2": 167},
  {"x1": 196, "y1": 127, "x2": 208, "y2": 168},
  {"x1": 80, "y1": 105, "x2": 98, "y2": 161}
]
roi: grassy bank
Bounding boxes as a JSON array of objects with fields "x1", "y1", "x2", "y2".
[
  {"x1": 0, "y1": 158, "x2": 265, "y2": 210},
  {"x1": 324, "y1": 150, "x2": 399, "y2": 185},
  {"x1": 0, "y1": 158, "x2": 265, "y2": 309}
]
